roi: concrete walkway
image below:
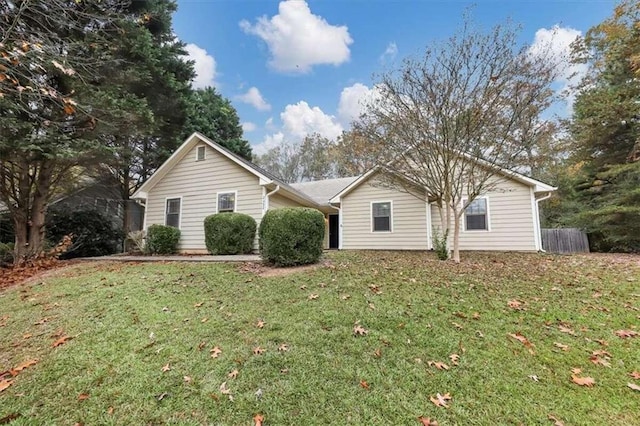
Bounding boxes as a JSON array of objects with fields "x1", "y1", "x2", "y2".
[{"x1": 82, "y1": 254, "x2": 261, "y2": 262}]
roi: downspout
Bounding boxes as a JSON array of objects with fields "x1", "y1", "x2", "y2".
[
  {"x1": 535, "y1": 192, "x2": 553, "y2": 252},
  {"x1": 263, "y1": 185, "x2": 280, "y2": 213}
]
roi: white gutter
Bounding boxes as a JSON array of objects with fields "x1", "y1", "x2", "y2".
[
  {"x1": 534, "y1": 192, "x2": 553, "y2": 252},
  {"x1": 263, "y1": 185, "x2": 280, "y2": 213}
]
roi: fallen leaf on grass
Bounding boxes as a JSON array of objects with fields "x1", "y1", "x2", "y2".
[
  {"x1": 256, "y1": 320, "x2": 265, "y2": 329},
  {"x1": 341, "y1": 294, "x2": 351, "y2": 300},
  {"x1": 22, "y1": 334, "x2": 32, "y2": 339},
  {"x1": 10, "y1": 359, "x2": 37, "y2": 375},
  {"x1": 589, "y1": 355, "x2": 611, "y2": 368},
  {"x1": 548, "y1": 414, "x2": 565, "y2": 426},
  {"x1": 228, "y1": 369, "x2": 238, "y2": 379},
  {"x1": 219, "y1": 382, "x2": 233, "y2": 401},
  {"x1": 308, "y1": 293, "x2": 319, "y2": 300},
  {"x1": 78, "y1": 393, "x2": 89, "y2": 401},
  {"x1": 630, "y1": 371, "x2": 640, "y2": 380},
  {"x1": 194, "y1": 302, "x2": 204, "y2": 308},
  {"x1": 107, "y1": 406, "x2": 114, "y2": 415},
  {"x1": 183, "y1": 376, "x2": 192, "y2": 383},
  {"x1": 210, "y1": 346, "x2": 222, "y2": 358},
  {"x1": 278, "y1": 343, "x2": 289, "y2": 352},
  {"x1": 529, "y1": 375, "x2": 539, "y2": 382},
  {"x1": 449, "y1": 354, "x2": 460, "y2": 366},
  {"x1": 253, "y1": 414, "x2": 264, "y2": 426},
  {"x1": 353, "y1": 324, "x2": 368, "y2": 336},
  {"x1": 198, "y1": 341, "x2": 206, "y2": 351},
  {"x1": 162, "y1": 363, "x2": 171, "y2": 372},
  {"x1": 558, "y1": 325, "x2": 576, "y2": 335},
  {"x1": 428, "y1": 361, "x2": 450, "y2": 370},
  {"x1": 451, "y1": 322, "x2": 463, "y2": 330},
  {"x1": 373, "y1": 348, "x2": 382, "y2": 358},
  {"x1": 52, "y1": 335, "x2": 72, "y2": 347},
  {"x1": 418, "y1": 416, "x2": 438, "y2": 425},
  {"x1": 369, "y1": 284, "x2": 382, "y2": 295},
  {"x1": 508, "y1": 299, "x2": 524, "y2": 310},
  {"x1": 553, "y1": 342, "x2": 569, "y2": 351},
  {"x1": 0, "y1": 379, "x2": 12, "y2": 392},
  {"x1": 253, "y1": 346, "x2": 265, "y2": 355},
  {"x1": 628, "y1": 383, "x2": 640, "y2": 391},
  {"x1": 200, "y1": 318, "x2": 208, "y2": 323},
  {"x1": 360, "y1": 380, "x2": 369, "y2": 389},
  {"x1": 595, "y1": 339, "x2": 608, "y2": 346},
  {"x1": 0, "y1": 413, "x2": 21, "y2": 423},
  {"x1": 571, "y1": 374, "x2": 595, "y2": 387},
  {"x1": 615, "y1": 330, "x2": 638, "y2": 338},
  {"x1": 508, "y1": 332, "x2": 534, "y2": 350},
  {"x1": 429, "y1": 392, "x2": 452, "y2": 408}
]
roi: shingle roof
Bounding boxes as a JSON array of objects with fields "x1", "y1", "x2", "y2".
[{"x1": 290, "y1": 177, "x2": 359, "y2": 205}]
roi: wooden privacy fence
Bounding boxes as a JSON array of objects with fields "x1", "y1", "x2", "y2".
[{"x1": 541, "y1": 228, "x2": 590, "y2": 254}]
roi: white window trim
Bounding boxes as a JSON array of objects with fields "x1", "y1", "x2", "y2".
[
  {"x1": 462, "y1": 196, "x2": 491, "y2": 232},
  {"x1": 164, "y1": 196, "x2": 183, "y2": 229},
  {"x1": 370, "y1": 200, "x2": 393, "y2": 233},
  {"x1": 216, "y1": 190, "x2": 238, "y2": 213},
  {"x1": 196, "y1": 145, "x2": 206, "y2": 161}
]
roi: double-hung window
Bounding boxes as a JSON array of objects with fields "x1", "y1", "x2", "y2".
[
  {"x1": 165, "y1": 198, "x2": 181, "y2": 228},
  {"x1": 464, "y1": 198, "x2": 488, "y2": 231},
  {"x1": 217, "y1": 192, "x2": 236, "y2": 213},
  {"x1": 372, "y1": 201, "x2": 392, "y2": 232}
]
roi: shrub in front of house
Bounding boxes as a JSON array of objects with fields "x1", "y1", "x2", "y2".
[
  {"x1": 46, "y1": 208, "x2": 123, "y2": 259},
  {"x1": 146, "y1": 224, "x2": 181, "y2": 255},
  {"x1": 204, "y1": 213, "x2": 256, "y2": 255},
  {"x1": 259, "y1": 207, "x2": 325, "y2": 267}
]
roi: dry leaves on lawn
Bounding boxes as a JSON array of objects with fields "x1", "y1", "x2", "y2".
[
  {"x1": 256, "y1": 320, "x2": 265, "y2": 329},
  {"x1": 548, "y1": 414, "x2": 565, "y2": 426},
  {"x1": 553, "y1": 342, "x2": 569, "y2": 351},
  {"x1": 571, "y1": 374, "x2": 595, "y2": 387},
  {"x1": 210, "y1": 346, "x2": 222, "y2": 358},
  {"x1": 228, "y1": 369, "x2": 239, "y2": 379},
  {"x1": 52, "y1": 335, "x2": 72, "y2": 347},
  {"x1": 627, "y1": 383, "x2": 640, "y2": 391},
  {"x1": 428, "y1": 361, "x2": 450, "y2": 370},
  {"x1": 449, "y1": 354, "x2": 460, "y2": 366},
  {"x1": 630, "y1": 371, "x2": 640, "y2": 380},
  {"x1": 253, "y1": 346, "x2": 265, "y2": 355},
  {"x1": 418, "y1": 416, "x2": 439, "y2": 425},
  {"x1": 429, "y1": 392, "x2": 452, "y2": 408},
  {"x1": 253, "y1": 414, "x2": 264, "y2": 426},
  {"x1": 353, "y1": 324, "x2": 368, "y2": 336},
  {"x1": 161, "y1": 363, "x2": 171, "y2": 372},
  {"x1": 615, "y1": 329, "x2": 638, "y2": 338}
]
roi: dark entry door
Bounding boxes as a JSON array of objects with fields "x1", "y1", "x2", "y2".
[{"x1": 329, "y1": 214, "x2": 339, "y2": 249}]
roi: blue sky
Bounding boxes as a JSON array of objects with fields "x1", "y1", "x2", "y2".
[{"x1": 173, "y1": 0, "x2": 616, "y2": 154}]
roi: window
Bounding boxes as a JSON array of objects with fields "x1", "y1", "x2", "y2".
[
  {"x1": 465, "y1": 198, "x2": 488, "y2": 231},
  {"x1": 165, "y1": 198, "x2": 181, "y2": 228},
  {"x1": 217, "y1": 192, "x2": 236, "y2": 213},
  {"x1": 196, "y1": 146, "x2": 206, "y2": 161},
  {"x1": 372, "y1": 201, "x2": 392, "y2": 232}
]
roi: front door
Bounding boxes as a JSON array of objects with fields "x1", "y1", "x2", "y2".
[{"x1": 329, "y1": 214, "x2": 339, "y2": 249}]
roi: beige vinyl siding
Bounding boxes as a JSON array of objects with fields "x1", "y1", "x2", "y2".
[
  {"x1": 268, "y1": 193, "x2": 305, "y2": 209},
  {"x1": 430, "y1": 177, "x2": 537, "y2": 251},
  {"x1": 341, "y1": 178, "x2": 428, "y2": 250},
  {"x1": 145, "y1": 144, "x2": 263, "y2": 251}
]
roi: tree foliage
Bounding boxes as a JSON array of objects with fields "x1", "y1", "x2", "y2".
[
  {"x1": 183, "y1": 87, "x2": 253, "y2": 160},
  {"x1": 0, "y1": 0, "x2": 144, "y2": 262},
  {"x1": 567, "y1": 0, "x2": 640, "y2": 251},
  {"x1": 357, "y1": 17, "x2": 559, "y2": 262}
]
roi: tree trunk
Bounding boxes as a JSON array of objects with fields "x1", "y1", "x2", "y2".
[
  {"x1": 12, "y1": 214, "x2": 29, "y2": 263},
  {"x1": 452, "y1": 211, "x2": 461, "y2": 263}
]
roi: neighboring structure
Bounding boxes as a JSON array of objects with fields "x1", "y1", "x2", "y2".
[
  {"x1": 133, "y1": 132, "x2": 555, "y2": 253},
  {"x1": 50, "y1": 182, "x2": 145, "y2": 233}
]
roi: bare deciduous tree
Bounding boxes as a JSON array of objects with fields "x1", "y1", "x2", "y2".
[{"x1": 357, "y1": 18, "x2": 560, "y2": 262}]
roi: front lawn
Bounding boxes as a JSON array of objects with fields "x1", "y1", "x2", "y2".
[{"x1": 0, "y1": 252, "x2": 639, "y2": 425}]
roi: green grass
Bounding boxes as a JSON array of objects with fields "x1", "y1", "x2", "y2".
[{"x1": 0, "y1": 251, "x2": 639, "y2": 425}]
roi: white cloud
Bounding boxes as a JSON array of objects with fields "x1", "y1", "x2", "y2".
[
  {"x1": 254, "y1": 101, "x2": 343, "y2": 154},
  {"x1": 379, "y1": 42, "x2": 398, "y2": 63},
  {"x1": 281, "y1": 101, "x2": 343, "y2": 140},
  {"x1": 253, "y1": 131, "x2": 285, "y2": 155},
  {"x1": 184, "y1": 43, "x2": 217, "y2": 89},
  {"x1": 529, "y1": 26, "x2": 586, "y2": 111},
  {"x1": 241, "y1": 122, "x2": 257, "y2": 132},
  {"x1": 237, "y1": 87, "x2": 271, "y2": 111},
  {"x1": 239, "y1": 0, "x2": 353, "y2": 73},
  {"x1": 337, "y1": 83, "x2": 383, "y2": 125}
]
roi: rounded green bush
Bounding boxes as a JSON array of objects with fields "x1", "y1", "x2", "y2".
[
  {"x1": 204, "y1": 213, "x2": 257, "y2": 255},
  {"x1": 259, "y1": 207, "x2": 325, "y2": 267},
  {"x1": 146, "y1": 224, "x2": 181, "y2": 255}
]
